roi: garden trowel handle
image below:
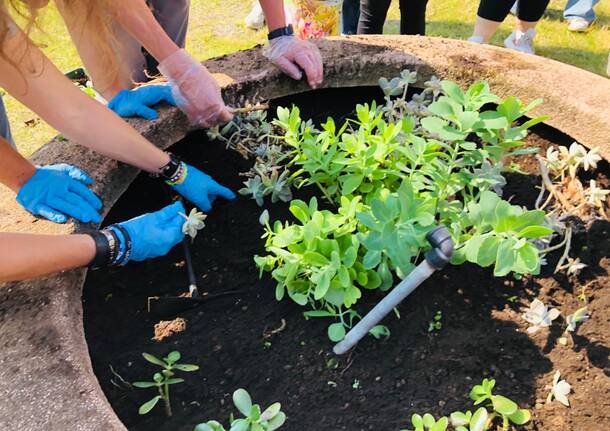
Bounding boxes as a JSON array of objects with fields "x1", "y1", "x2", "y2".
[
  {"x1": 182, "y1": 237, "x2": 199, "y2": 297},
  {"x1": 333, "y1": 226, "x2": 453, "y2": 355}
]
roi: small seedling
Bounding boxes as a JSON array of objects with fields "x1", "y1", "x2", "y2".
[
  {"x1": 565, "y1": 306, "x2": 590, "y2": 333},
  {"x1": 369, "y1": 324, "x2": 391, "y2": 339},
  {"x1": 180, "y1": 208, "x2": 207, "y2": 240},
  {"x1": 133, "y1": 351, "x2": 199, "y2": 417},
  {"x1": 401, "y1": 413, "x2": 448, "y2": 431},
  {"x1": 467, "y1": 378, "x2": 530, "y2": 429},
  {"x1": 428, "y1": 311, "x2": 442, "y2": 332},
  {"x1": 193, "y1": 388, "x2": 286, "y2": 431},
  {"x1": 352, "y1": 379, "x2": 361, "y2": 389},
  {"x1": 522, "y1": 299, "x2": 560, "y2": 334},
  {"x1": 546, "y1": 371, "x2": 571, "y2": 407}
]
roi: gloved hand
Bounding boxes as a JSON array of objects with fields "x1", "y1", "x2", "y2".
[
  {"x1": 172, "y1": 163, "x2": 235, "y2": 212},
  {"x1": 116, "y1": 201, "x2": 186, "y2": 262},
  {"x1": 16, "y1": 164, "x2": 102, "y2": 224},
  {"x1": 108, "y1": 85, "x2": 176, "y2": 120},
  {"x1": 263, "y1": 35, "x2": 323, "y2": 88},
  {"x1": 158, "y1": 49, "x2": 233, "y2": 128}
]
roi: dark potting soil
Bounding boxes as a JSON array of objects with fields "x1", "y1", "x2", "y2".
[{"x1": 83, "y1": 87, "x2": 610, "y2": 431}]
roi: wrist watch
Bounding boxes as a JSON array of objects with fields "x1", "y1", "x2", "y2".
[{"x1": 268, "y1": 24, "x2": 294, "y2": 41}]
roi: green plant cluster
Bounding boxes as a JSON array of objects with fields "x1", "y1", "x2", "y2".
[
  {"x1": 253, "y1": 71, "x2": 553, "y2": 340},
  {"x1": 403, "y1": 379, "x2": 530, "y2": 431},
  {"x1": 194, "y1": 388, "x2": 286, "y2": 431}
]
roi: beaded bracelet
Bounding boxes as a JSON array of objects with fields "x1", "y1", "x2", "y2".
[
  {"x1": 165, "y1": 161, "x2": 188, "y2": 186},
  {"x1": 108, "y1": 226, "x2": 127, "y2": 265}
]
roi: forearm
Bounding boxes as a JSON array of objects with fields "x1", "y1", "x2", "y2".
[
  {"x1": 0, "y1": 233, "x2": 95, "y2": 282},
  {"x1": 113, "y1": 0, "x2": 179, "y2": 63},
  {"x1": 0, "y1": 138, "x2": 36, "y2": 193},
  {"x1": 0, "y1": 26, "x2": 169, "y2": 173},
  {"x1": 259, "y1": 0, "x2": 288, "y2": 31}
]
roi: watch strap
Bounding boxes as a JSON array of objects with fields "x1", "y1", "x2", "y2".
[{"x1": 268, "y1": 24, "x2": 294, "y2": 41}]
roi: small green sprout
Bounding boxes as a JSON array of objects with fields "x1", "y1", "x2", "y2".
[
  {"x1": 194, "y1": 388, "x2": 286, "y2": 431},
  {"x1": 468, "y1": 378, "x2": 531, "y2": 430},
  {"x1": 401, "y1": 413, "x2": 449, "y2": 431},
  {"x1": 428, "y1": 311, "x2": 443, "y2": 332},
  {"x1": 369, "y1": 324, "x2": 391, "y2": 339},
  {"x1": 449, "y1": 407, "x2": 488, "y2": 431},
  {"x1": 133, "y1": 351, "x2": 199, "y2": 417},
  {"x1": 352, "y1": 379, "x2": 361, "y2": 389},
  {"x1": 566, "y1": 306, "x2": 590, "y2": 333}
]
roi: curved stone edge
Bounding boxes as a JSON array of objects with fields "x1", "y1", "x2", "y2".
[{"x1": 0, "y1": 35, "x2": 608, "y2": 430}]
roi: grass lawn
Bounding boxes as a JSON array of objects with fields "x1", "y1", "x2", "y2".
[{"x1": 4, "y1": 0, "x2": 609, "y2": 156}]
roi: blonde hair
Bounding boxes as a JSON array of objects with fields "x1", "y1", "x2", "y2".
[{"x1": 0, "y1": 0, "x2": 119, "y2": 86}]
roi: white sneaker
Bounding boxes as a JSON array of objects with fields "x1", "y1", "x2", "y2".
[
  {"x1": 504, "y1": 29, "x2": 536, "y2": 55},
  {"x1": 468, "y1": 35, "x2": 485, "y2": 44},
  {"x1": 567, "y1": 17, "x2": 592, "y2": 32},
  {"x1": 245, "y1": 2, "x2": 265, "y2": 30}
]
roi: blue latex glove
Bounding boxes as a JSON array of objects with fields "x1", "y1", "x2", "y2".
[
  {"x1": 108, "y1": 85, "x2": 176, "y2": 120},
  {"x1": 172, "y1": 163, "x2": 236, "y2": 211},
  {"x1": 118, "y1": 201, "x2": 186, "y2": 262},
  {"x1": 16, "y1": 164, "x2": 102, "y2": 224}
]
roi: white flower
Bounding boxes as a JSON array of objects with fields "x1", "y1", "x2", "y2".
[
  {"x1": 565, "y1": 257, "x2": 587, "y2": 276},
  {"x1": 566, "y1": 307, "x2": 590, "y2": 332},
  {"x1": 523, "y1": 299, "x2": 560, "y2": 334},
  {"x1": 545, "y1": 147, "x2": 565, "y2": 172},
  {"x1": 580, "y1": 146, "x2": 601, "y2": 171},
  {"x1": 180, "y1": 208, "x2": 207, "y2": 239},
  {"x1": 585, "y1": 180, "x2": 609, "y2": 208},
  {"x1": 558, "y1": 143, "x2": 587, "y2": 177},
  {"x1": 546, "y1": 371, "x2": 571, "y2": 407}
]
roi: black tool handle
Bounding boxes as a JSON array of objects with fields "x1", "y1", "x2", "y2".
[{"x1": 182, "y1": 237, "x2": 199, "y2": 296}]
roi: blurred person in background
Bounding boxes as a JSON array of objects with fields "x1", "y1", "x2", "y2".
[
  {"x1": 358, "y1": 0, "x2": 429, "y2": 35},
  {"x1": 469, "y1": 0, "x2": 550, "y2": 55},
  {"x1": 564, "y1": 0, "x2": 600, "y2": 32}
]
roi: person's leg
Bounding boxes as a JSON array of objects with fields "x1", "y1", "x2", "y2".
[
  {"x1": 471, "y1": 0, "x2": 515, "y2": 42},
  {"x1": 504, "y1": 0, "x2": 550, "y2": 54},
  {"x1": 399, "y1": 0, "x2": 429, "y2": 35},
  {"x1": 0, "y1": 95, "x2": 15, "y2": 149},
  {"x1": 516, "y1": 0, "x2": 550, "y2": 23},
  {"x1": 564, "y1": 0, "x2": 600, "y2": 24},
  {"x1": 145, "y1": 0, "x2": 191, "y2": 75},
  {"x1": 342, "y1": 0, "x2": 361, "y2": 34},
  {"x1": 357, "y1": 0, "x2": 391, "y2": 34}
]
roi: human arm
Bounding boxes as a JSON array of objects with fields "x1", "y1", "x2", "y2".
[
  {"x1": 57, "y1": 0, "x2": 232, "y2": 126},
  {"x1": 259, "y1": 0, "x2": 324, "y2": 88},
  {"x1": 0, "y1": 138, "x2": 102, "y2": 223},
  {"x1": 110, "y1": 0, "x2": 232, "y2": 126},
  {"x1": 0, "y1": 21, "x2": 170, "y2": 173},
  {"x1": 0, "y1": 136, "x2": 36, "y2": 193},
  {"x1": 0, "y1": 233, "x2": 96, "y2": 282},
  {"x1": 0, "y1": 201, "x2": 186, "y2": 282}
]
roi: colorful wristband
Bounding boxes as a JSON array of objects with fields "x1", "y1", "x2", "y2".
[{"x1": 165, "y1": 161, "x2": 188, "y2": 186}]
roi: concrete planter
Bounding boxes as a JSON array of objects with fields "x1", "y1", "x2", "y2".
[{"x1": 0, "y1": 36, "x2": 608, "y2": 430}]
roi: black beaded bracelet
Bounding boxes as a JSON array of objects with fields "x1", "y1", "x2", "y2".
[{"x1": 88, "y1": 231, "x2": 111, "y2": 269}]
